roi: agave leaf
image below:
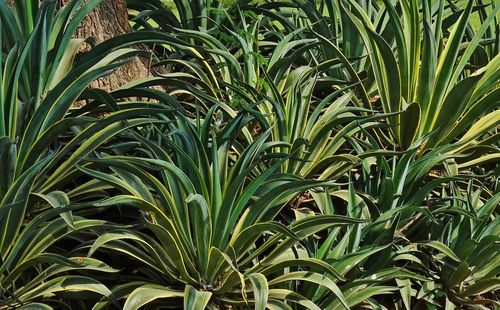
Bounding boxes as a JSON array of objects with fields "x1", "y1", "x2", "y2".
[
  {"x1": 248, "y1": 273, "x2": 269, "y2": 310},
  {"x1": 268, "y1": 289, "x2": 321, "y2": 310},
  {"x1": 184, "y1": 285, "x2": 212, "y2": 310},
  {"x1": 230, "y1": 221, "x2": 298, "y2": 258},
  {"x1": 334, "y1": 285, "x2": 397, "y2": 309},
  {"x1": 422, "y1": 1, "x2": 473, "y2": 135},
  {"x1": 186, "y1": 193, "x2": 212, "y2": 275},
  {"x1": 420, "y1": 241, "x2": 461, "y2": 262},
  {"x1": 330, "y1": 245, "x2": 391, "y2": 276},
  {"x1": 18, "y1": 276, "x2": 111, "y2": 302},
  {"x1": 2, "y1": 253, "x2": 79, "y2": 286},
  {"x1": 33, "y1": 191, "x2": 74, "y2": 229},
  {"x1": 269, "y1": 271, "x2": 349, "y2": 309},
  {"x1": 123, "y1": 284, "x2": 183, "y2": 310},
  {"x1": 396, "y1": 278, "x2": 412, "y2": 310},
  {"x1": 459, "y1": 279, "x2": 500, "y2": 298},
  {"x1": 18, "y1": 303, "x2": 53, "y2": 310},
  {"x1": 0, "y1": 156, "x2": 52, "y2": 256}
]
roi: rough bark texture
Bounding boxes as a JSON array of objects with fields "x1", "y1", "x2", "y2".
[{"x1": 57, "y1": 0, "x2": 151, "y2": 91}]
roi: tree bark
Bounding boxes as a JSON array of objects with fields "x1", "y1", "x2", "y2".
[
  {"x1": 5, "y1": 0, "x2": 152, "y2": 92},
  {"x1": 57, "y1": 0, "x2": 151, "y2": 91}
]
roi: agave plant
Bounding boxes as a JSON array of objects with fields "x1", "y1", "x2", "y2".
[
  {"x1": 252, "y1": 0, "x2": 499, "y2": 158},
  {"x1": 1, "y1": 0, "x2": 157, "y2": 194},
  {"x1": 127, "y1": 0, "x2": 252, "y2": 32},
  {"x1": 0, "y1": 0, "x2": 176, "y2": 307},
  {"x1": 1, "y1": 0, "x2": 497, "y2": 308},
  {"x1": 0, "y1": 196, "x2": 120, "y2": 308},
  {"x1": 342, "y1": 0, "x2": 499, "y2": 156},
  {"x1": 341, "y1": 136, "x2": 500, "y2": 308},
  {"x1": 81, "y1": 110, "x2": 365, "y2": 309},
  {"x1": 389, "y1": 181, "x2": 499, "y2": 309},
  {"x1": 127, "y1": 10, "x2": 392, "y2": 184},
  {"x1": 399, "y1": 159, "x2": 500, "y2": 309},
  {"x1": 290, "y1": 185, "x2": 420, "y2": 309}
]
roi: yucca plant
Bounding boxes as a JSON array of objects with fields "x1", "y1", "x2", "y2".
[
  {"x1": 81, "y1": 110, "x2": 365, "y2": 309},
  {"x1": 0, "y1": 196, "x2": 120, "y2": 308},
  {"x1": 127, "y1": 0, "x2": 251, "y2": 32},
  {"x1": 0, "y1": 0, "x2": 176, "y2": 307},
  {"x1": 238, "y1": 0, "x2": 373, "y2": 109},
  {"x1": 0, "y1": 0, "x2": 159, "y2": 194},
  {"x1": 127, "y1": 13, "x2": 389, "y2": 183},
  {"x1": 342, "y1": 0, "x2": 499, "y2": 156},
  {"x1": 1, "y1": 0, "x2": 496, "y2": 309},
  {"x1": 341, "y1": 136, "x2": 500, "y2": 308},
  {"x1": 291, "y1": 183, "x2": 421, "y2": 309},
  {"x1": 396, "y1": 159, "x2": 500, "y2": 309},
  {"x1": 257, "y1": 0, "x2": 499, "y2": 157}
]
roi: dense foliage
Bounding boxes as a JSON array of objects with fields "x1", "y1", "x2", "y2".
[{"x1": 0, "y1": 0, "x2": 498, "y2": 309}]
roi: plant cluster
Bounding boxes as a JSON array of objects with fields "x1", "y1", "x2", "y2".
[{"x1": 0, "y1": 0, "x2": 499, "y2": 309}]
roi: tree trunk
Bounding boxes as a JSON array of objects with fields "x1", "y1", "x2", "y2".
[
  {"x1": 57, "y1": 0, "x2": 151, "y2": 91},
  {"x1": 5, "y1": 0, "x2": 152, "y2": 92}
]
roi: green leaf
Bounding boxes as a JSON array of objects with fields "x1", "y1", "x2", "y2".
[
  {"x1": 268, "y1": 289, "x2": 321, "y2": 310},
  {"x1": 184, "y1": 285, "x2": 212, "y2": 310},
  {"x1": 33, "y1": 191, "x2": 74, "y2": 229},
  {"x1": 186, "y1": 194, "x2": 212, "y2": 275},
  {"x1": 18, "y1": 303, "x2": 53, "y2": 310},
  {"x1": 248, "y1": 273, "x2": 268, "y2": 310},
  {"x1": 268, "y1": 271, "x2": 348, "y2": 309},
  {"x1": 123, "y1": 284, "x2": 183, "y2": 310},
  {"x1": 459, "y1": 279, "x2": 500, "y2": 298},
  {"x1": 399, "y1": 102, "x2": 421, "y2": 149},
  {"x1": 18, "y1": 276, "x2": 111, "y2": 302},
  {"x1": 420, "y1": 241, "x2": 461, "y2": 262},
  {"x1": 396, "y1": 278, "x2": 412, "y2": 310}
]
